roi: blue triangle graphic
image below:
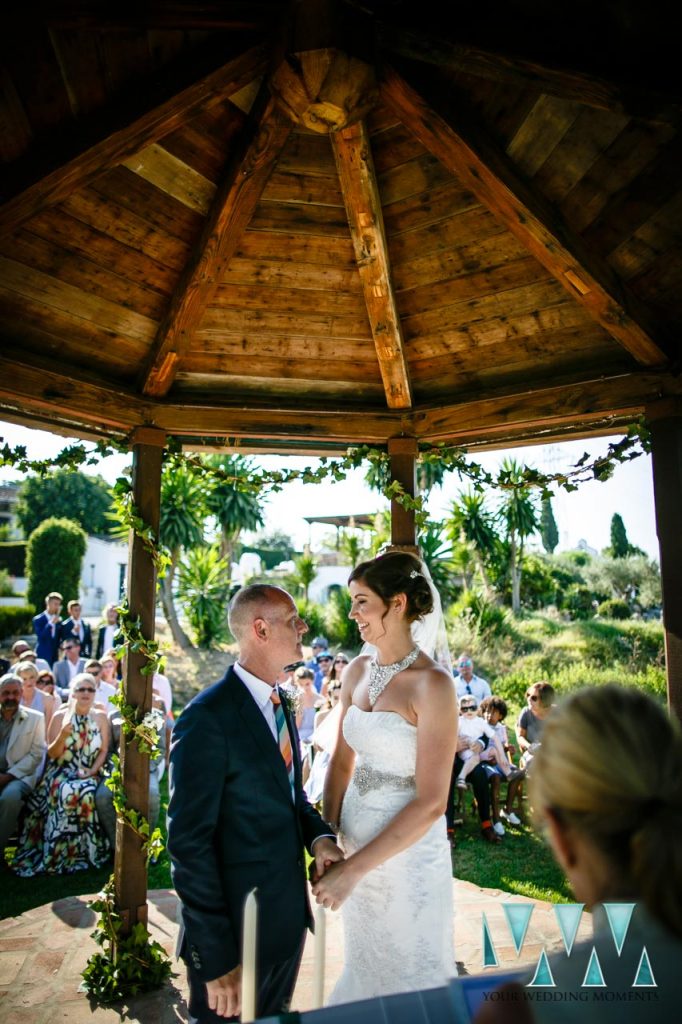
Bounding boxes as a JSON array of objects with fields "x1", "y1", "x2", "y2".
[
  {"x1": 482, "y1": 913, "x2": 498, "y2": 968},
  {"x1": 582, "y1": 947, "x2": 606, "y2": 987},
  {"x1": 603, "y1": 903, "x2": 636, "y2": 956},
  {"x1": 633, "y1": 947, "x2": 657, "y2": 987},
  {"x1": 503, "y1": 903, "x2": 533, "y2": 956},
  {"x1": 553, "y1": 904, "x2": 584, "y2": 956},
  {"x1": 527, "y1": 949, "x2": 555, "y2": 987}
]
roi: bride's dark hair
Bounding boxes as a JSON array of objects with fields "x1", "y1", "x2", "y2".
[{"x1": 348, "y1": 551, "x2": 433, "y2": 623}]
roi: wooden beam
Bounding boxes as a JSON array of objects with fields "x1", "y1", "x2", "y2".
[
  {"x1": 0, "y1": 41, "x2": 270, "y2": 236},
  {"x1": 380, "y1": 65, "x2": 670, "y2": 368},
  {"x1": 13, "y1": 2, "x2": 278, "y2": 31},
  {"x1": 139, "y1": 90, "x2": 292, "y2": 397},
  {"x1": 648, "y1": 409, "x2": 682, "y2": 721},
  {"x1": 331, "y1": 121, "x2": 413, "y2": 410},
  {"x1": 413, "y1": 371, "x2": 682, "y2": 446},
  {"x1": 376, "y1": 23, "x2": 682, "y2": 125},
  {"x1": 388, "y1": 436, "x2": 418, "y2": 548},
  {"x1": 114, "y1": 427, "x2": 165, "y2": 933}
]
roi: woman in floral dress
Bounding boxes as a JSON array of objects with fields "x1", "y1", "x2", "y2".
[{"x1": 13, "y1": 672, "x2": 111, "y2": 876}]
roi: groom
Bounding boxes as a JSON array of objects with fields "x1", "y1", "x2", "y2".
[{"x1": 168, "y1": 584, "x2": 342, "y2": 1022}]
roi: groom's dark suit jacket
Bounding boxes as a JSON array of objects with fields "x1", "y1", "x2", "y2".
[{"x1": 167, "y1": 666, "x2": 332, "y2": 984}]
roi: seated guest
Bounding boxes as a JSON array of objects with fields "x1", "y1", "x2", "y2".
[
  {"x1": 447, "y1": 729, "x2": 503, "y2": 846},
  {"x1": 59, "y1": 600, "x2": 92, "y2": 657},
  {"x1": 12, "y1": 673, "x2": 111, "y2": 876},
  {"x1": 306, "y1": 635, "x2": 330, "y2": 691},
  {"x1": 476, "y1": 685, "x2": 682, "y2": 1022},
  {"x1": 11, "y1": 640, "x2": 49, "y2": 674},
  {"x1": 454, "y1": 694, "x2": 522, "y2": 792},
  {"x1": 99, "y1": 651, "x2": 120, "y2": 688},
  {"x1": 94, "y1": 693, "x2": 166, "y2": 850},
  {"x1": 53, "y1": 637, "x2": 86, "y2": 698},
  {"x1": 32, "y1": 592, "x2": 63, "y2": 667},
  {"x1": 517, "y1": 681, "x2": 555, "y2": 770},
  {"x1": 294, "y1": 667, "x2": 321, "y2": 746},
  {"x1": 320, "y1": 651, "x2": 349, "y2": 699},
  {"x1": 16, "y1": 661, "x2": 57, "y2": 730},
  {"x1": 84, "y1": 659, "x2": 117, "y2": 712},
  {"x1": 36, "y1": 669, "x2": 57, "y2": 698},
  {"x1": 454, "y1": 652, "x2": 492, "y2": 708},
  {"x1": 96, "y1": 604, "x2": 121, "y2": 659},
  {"x1": 478, "y1": 696, "x2": 525, "y2": 835},
  {"x1": 0, "y1": 675, "x2": 46, "y2": 856}
]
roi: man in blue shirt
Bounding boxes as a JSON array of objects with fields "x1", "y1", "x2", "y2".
[{"x1": 454, "y1": 653, "x2": 491, "y2": 708}]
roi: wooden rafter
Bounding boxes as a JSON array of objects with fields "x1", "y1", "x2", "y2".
[
  {"x1": 4, "y1": 352, "x2": 682, "y2": 452},
  {"x1": 331, "y1": 120, "x2": 412, "y2": 410},
  {"x1": 376, "y1": 23, "x2": 682, "y2": 125},
  {"x1": 139, "y1": 89, "x2": 292, "y2": 397},
  {"x1": 413, "y1": 371, "x2": 682, "y2": 446},
  {"x1": 0, "y1": 41, "x2": 270, "y2": 236},
  {"x1": 380, "y1": 65, "x2": 670, "y2": 369},
  {"x1": 13, "y1": 2, "x2": 279, "y2": 31},
  {"x1": 0, "y1": 353, "x2": 398, "y2": 445}
]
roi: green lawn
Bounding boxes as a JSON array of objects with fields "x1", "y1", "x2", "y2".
[{"x1": 3, "y1": 775, "x2": 572, "y2": 920}]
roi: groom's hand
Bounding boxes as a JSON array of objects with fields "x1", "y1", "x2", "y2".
[
  {"x1": 206, "y1": 964, "x2": 241, "y2": 1018},
  {"x1": 310, "y1": 837, "x2": 344, "y2": 883}
]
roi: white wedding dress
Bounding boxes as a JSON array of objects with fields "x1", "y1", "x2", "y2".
[{"x1": 327, "y1": 704, "x2": 456, "y2": 1005}]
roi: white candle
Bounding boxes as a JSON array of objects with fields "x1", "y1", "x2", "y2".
[
  {"x1": 313, "y1": 905, "x2": 326, "y2": 1008},
  {"x1": 241, "y1": 888, "x2": 258, "y2": 1022}
]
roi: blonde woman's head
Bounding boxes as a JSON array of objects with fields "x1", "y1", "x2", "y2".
[{"x1": 530, "y1": 685, "x2": 682, "y2": 938}]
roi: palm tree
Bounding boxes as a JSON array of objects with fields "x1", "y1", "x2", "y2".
[
  {"x1": 159, "y1": 461, "x2": 206, "y2": 649},
  {"x1": 177, "y1": 545, "x2": 232, "y2": 649},
  {"x1": 292, "y1": 553, "x2": 317, "y2": 602},
  {"x1": 203, "y1": 455, "x2": 265, "y2": 567},
  {"x1": 497, "y1": 457, "x2": 539, "y2": 615},
  {"x1": 447, "y1": 490, "x2": 498, "y2": 597},
  {"x1": 418, "y1": 521, "x2": 455, "y2": 602}
]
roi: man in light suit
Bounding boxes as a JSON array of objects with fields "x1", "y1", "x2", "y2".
[
  {"x1": 168, "y1": 584, "x2": 343, "y2": 1023},
  {"x1": 33, "y1": 591, "x2": 63, "y2": 666},
  {"x1": 53, "y1": 638, "x2": 86, "y2": 699},
  {"x1": 59, "y1": 600, "x2": 92, "y2": 657},
  {"x1": 0, "y1": 674, "x2": 46, "y2": 853}
]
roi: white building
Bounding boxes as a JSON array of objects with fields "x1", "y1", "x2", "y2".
[{"x1": 80, "y1": 536, "x2": 129, "y2": 616}]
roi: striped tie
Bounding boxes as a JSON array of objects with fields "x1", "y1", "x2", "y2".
[{"x1": 270, "y1": 688, "x2": 295, "y2": 796}]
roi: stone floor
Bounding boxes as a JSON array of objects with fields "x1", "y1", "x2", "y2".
[{"x1": 0, "y1": 882, "x2": 592, "y2": 1022}]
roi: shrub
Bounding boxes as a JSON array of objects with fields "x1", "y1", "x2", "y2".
[
  {"x1": 0, "y1": 568, "x2": 15, "y2": 597},
  {"x1": 177, "y1": 546, "x2": 232, "y2": 649},
  {"x1": 325, "y1": 587, "x2": 360, "y2": 650},
  {"x1": 0, "y1": 541, "x2": 27, "y2": 576},
  {"x1": 296, "y1": 600, "x2": 328, "y2": 648},
  {"x1": 449, "y1": 590, "x2": 514, "y2": 641},
  {"x1": 597, "y1": 598, "x2": 632, "y2": 620},
  {"x1": 26, "y1": 518, "x2": 86, "y2": 611},
  {"x1": 561, "y1": 584, "x2": 596, "y2": 620},
  {"x1": 0, "y1": 604, "x2": 36, "y2": 640}
]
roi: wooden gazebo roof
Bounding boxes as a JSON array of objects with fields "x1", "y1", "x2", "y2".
[{"x1": 1, "y1": 1, "x2": 681, "y2": 455}]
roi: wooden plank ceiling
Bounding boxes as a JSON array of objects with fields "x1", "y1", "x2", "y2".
[{"x1": 0, "y1": 1, "x2": 681, "y2": 454}]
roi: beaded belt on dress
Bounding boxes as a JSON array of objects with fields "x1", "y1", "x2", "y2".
[{"x1": 353, "y1": 765, "x2": 415, "y2": 795}]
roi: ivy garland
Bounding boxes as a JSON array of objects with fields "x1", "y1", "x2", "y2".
[
  {"x1": 0, "y1": 420, "x2": 651, "y2": 1004},
  {"x1": 80, "y1": 601, "x2": 172, "y2": 1003}
]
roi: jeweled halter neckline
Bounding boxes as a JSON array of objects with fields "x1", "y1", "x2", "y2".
[{"x1": 368, "y1": 646, "x2": 420, "y2": 707}]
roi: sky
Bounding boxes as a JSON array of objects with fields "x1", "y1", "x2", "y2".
[{"x1": 0, "y1": 419, "x2": 660, "y2": 561}]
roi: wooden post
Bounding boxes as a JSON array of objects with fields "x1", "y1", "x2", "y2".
[
  {"x1": 648, "y1": 401, "x2": 682, "y2": 723},
  {"x1": 387, "y1": 437, "x2": 418, "y2": 550},
  {"x1": 114, "y1": 426, "x2": 165, "y2": 932}
]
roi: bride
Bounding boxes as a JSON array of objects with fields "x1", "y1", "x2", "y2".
[{"x1": 312, "y1": 550, "x2": 458, "y2": 1003}]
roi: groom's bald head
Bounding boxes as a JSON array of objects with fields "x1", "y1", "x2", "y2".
[{"x1": 228, "y1": 584, "x2": 293, "y2": 641}]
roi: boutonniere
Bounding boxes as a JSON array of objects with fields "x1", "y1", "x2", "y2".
[{"x1": 278, "y1": 686, "x2": 300, "y2": 717}]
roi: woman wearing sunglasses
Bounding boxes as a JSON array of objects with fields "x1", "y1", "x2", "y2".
[
  {"x1": 320, "y1": 652, "x2": 350, "y2": 699},
  {"x1": 516, "y1": 681, "x2": 555, "y2": 771},
  {"x1": 12, "y1": 672, "x2": 111, "y2": 876}
]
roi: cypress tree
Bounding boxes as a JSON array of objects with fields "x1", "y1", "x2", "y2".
[
  {"x1": 540, "y1": 496, "x2": 559, "y2": 554},
  {"x1": 610, "y1": 513, "x2": 630, "y2": 558}
]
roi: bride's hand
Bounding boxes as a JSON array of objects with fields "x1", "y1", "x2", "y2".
[{"x1": 311, "y1": 860, "x2": 361, "y2": 911}]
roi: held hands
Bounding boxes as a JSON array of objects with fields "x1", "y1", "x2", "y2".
[
  {"x1": 311, "y1": 859, "x2": 361, "y2": 912},
  {"x1": 206, "y1": 964, "x2": 242, "y2": 1018},
  {"x1": 310, "y1": 836, "x2": 344, "y2": 884}
]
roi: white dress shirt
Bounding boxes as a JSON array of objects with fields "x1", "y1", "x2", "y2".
[
  {"x1": 233, "y1": 662, "x2": 279, "y2": 742},
  {"x1": 232, "y1": 662, "x2": 335, "y2": 845}
]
